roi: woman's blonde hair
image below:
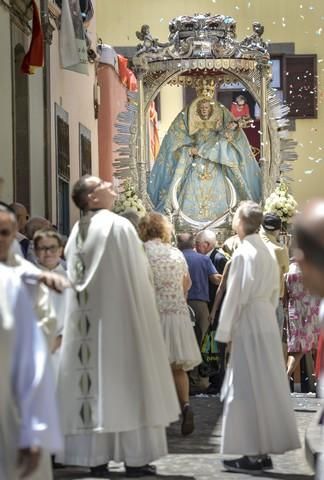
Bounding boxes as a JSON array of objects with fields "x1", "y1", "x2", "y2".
[{"x1": 138, "y1": 212, "x2": 172, "y2": 243}]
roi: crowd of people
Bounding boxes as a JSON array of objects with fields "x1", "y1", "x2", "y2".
[{"x1": 1, "y1": 175, "x2": 324, "y2": 478}]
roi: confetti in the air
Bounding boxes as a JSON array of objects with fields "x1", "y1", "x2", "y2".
[{"x1": 304, "y1": 170, "x2": 314, "y2": 175}]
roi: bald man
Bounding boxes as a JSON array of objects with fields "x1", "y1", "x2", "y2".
[
  {"x1": 10, "y1": 202, "x2": 29, "y2": 233},
  {"x1": 10, "y1": 202, "x2": 30, "y2": 257},
  {"x1": 295, "y1": 199, "x2": 324, "y2": 479}
]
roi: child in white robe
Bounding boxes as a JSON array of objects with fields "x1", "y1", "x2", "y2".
[{"x1": 34, "y1": 229, "x2": 68, "y2": 380}]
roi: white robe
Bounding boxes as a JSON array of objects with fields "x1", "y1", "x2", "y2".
[
  {"x1": 57, "y1": 210, "x2": 180, "y2": 467},
  {"x1": 216, "y1": 234, "x2": 300, "y2": 455},
  {"x1": 38, "y1": 263, "x2": 68, "y2": 382},
  {"x1": 7, "y1": 253, "x2": 58, "y2": 349},
  {"x1": 0, "y1": 265, "x2": 63, "y2": 480}
]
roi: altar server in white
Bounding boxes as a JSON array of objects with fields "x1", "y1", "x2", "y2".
[
  {"x1": 0, "y1": 265, "x2": 62, "y2": 480},
  {"x1": 216, "y1": 201, "x2": 300, "y2": 475},
  {"x1": 57, "y1": 175, "x2": 180, "y2": 477}
]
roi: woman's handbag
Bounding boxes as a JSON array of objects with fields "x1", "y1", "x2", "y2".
[{"x1": 199, "y1": 324, "x2": 222, "y2": 378}]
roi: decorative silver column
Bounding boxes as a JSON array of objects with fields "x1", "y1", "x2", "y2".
[
  {"x1": 137, "y1": 74, "x2": 147, "y2": 199},
  {"x1": 260, "y1": 62, "x2": 270, "y2": 202}
]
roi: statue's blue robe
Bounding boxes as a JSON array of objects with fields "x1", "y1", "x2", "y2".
[{"x1": 148, "y1": 104, "x2": 261, "y2": 222}]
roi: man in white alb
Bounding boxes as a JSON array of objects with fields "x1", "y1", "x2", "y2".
[
  {"x1": 57, "y1": 175, "x2": 180, "y2": 477},
  {"x1": 0, "y1": 264, "x2": 62, "y2": 480}
]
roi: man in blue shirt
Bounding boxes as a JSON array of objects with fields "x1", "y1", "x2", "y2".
[{"x1": 177, "y1": 233, "x2": 221, "y2": 391}]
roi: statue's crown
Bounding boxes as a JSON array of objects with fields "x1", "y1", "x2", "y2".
[
  {"x1": 194, "y1": 78, "x2": 217, "y2": 99},
  {"x1": 169, "y1": 14, "x2": 236, "y2": 39}
]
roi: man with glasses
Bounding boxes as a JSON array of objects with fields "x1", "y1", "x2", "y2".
[
  {"x1": 57, "y1": 175, "x2": 180, "y2": 478},
  {"x1": 34, "y1": 229, "x2": 68, "y2": 378}
]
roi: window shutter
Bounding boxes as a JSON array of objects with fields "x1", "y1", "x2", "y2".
[{"x1": 283, "y1": 54, "x2": 317, "y2": 119}]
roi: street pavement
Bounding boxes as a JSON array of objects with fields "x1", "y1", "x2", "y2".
[{"x1": 55, "y1": 393, "x2": 320, "y2": 480}]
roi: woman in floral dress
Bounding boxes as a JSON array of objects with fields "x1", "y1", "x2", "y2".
[
  {"x1": 138, "y1": 213, "x2": 202, "y2": 436},
  {"x1": 285, "y1": 259, "x2": 321, "y2": 377}
]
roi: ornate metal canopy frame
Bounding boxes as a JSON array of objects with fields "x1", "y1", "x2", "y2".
[{"x1": 113, "y1": 14, "x2": 297, "y2": 228}]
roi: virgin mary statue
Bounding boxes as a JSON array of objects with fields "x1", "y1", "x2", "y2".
[{"x1": 148, "y1": 96, "x2": 262, "y2": 223}]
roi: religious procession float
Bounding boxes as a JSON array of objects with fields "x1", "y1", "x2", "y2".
[{"x1": 113, "y1": 13, "x2": 298, "y2": 239}]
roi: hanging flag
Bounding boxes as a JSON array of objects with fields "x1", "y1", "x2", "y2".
[
  {"x1": 60, "y1": 0, "x2": 88, "y2": 75},
  {"x1": 21, "y1": 0, "x2": 44, "y2": 75},
  {"x1": 117, "y1": 55, "x2": 137, "y2": 92}
]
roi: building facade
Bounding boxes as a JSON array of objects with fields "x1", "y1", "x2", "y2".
[{"x1": 0, "y1": 0, "x2": 98, "y2": 232}]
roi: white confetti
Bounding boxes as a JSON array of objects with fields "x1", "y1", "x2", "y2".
[{"x1": 304, "y1": 169, "x2": 314, "y2": 174}]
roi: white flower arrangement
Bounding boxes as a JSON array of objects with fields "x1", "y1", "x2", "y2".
[
  {"x1": 264, "y1": 181, "x2": 298, "y2": 225},
  {"x1": 113, "y1": 180, "x2": 146, "y2": 217}
]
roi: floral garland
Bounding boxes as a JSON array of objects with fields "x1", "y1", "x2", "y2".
[
  {"x1": 264, "y1": 181, "x2": 298, "y2": 225},
  {"x1": 113, "y1": 180, "x2": 146, "y2": 217}
]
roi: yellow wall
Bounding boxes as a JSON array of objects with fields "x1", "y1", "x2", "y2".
[{"x1": 97, "y1": 0, "x2": 324, "y2": 205}]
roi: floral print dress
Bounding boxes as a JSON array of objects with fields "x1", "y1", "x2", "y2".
[
  {"x1": 286, "y1": 262, "x2": 320, "y2": 353},
  {"x1": 144, "y1": 240, "x2": 202, "y2": 371}
]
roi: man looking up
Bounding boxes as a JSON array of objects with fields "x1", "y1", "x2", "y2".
[{"x1": 57, "y1": 175, "x2": 180, "y2": 478}]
